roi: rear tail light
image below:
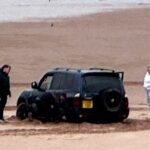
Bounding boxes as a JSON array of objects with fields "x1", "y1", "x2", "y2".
[
  {"x1": 73, "y1": 97, "x2": 81, "y2": 107},
  {"x1": 124, "y1": 95, "x2": 129, "y2": 107}
]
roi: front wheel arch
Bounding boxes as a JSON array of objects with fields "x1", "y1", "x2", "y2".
[
  {"x1": 17, "y1": 96, "x2": 27, "y2": 106},
  {"x1": 16, "y1": 102, "x2": 28, "y2": 120}
]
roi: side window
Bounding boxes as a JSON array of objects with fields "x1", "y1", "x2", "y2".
[
  {"x1": 51, "y1": 73, "x2": 79, "y2": 91},
  {"x1": 51, "y1": 73, "x2": 62, "y2": 90},
  {"x1": 60, "y1": 74, "x2": 75, "y2": 90},
  {"x1": 39, "y1": 75, "x2": 53, "y2": 91}
]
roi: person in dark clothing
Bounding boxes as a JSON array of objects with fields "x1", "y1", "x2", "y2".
[{"x1": 0, "y1": 64, "x2": 11, "y2": 122}]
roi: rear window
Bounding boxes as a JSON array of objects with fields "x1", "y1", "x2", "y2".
[{"x1": 82, "y1": 74, "x2": 123, "y2": 93}]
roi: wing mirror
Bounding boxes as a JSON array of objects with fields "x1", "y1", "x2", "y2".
[{"x1": 31, "y1": 81, "x2": 38, "y2": 89}]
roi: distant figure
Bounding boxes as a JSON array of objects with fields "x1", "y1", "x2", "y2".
[
  {"x1": 144, "y1": 65, "x2": 150, "y2": 111},
  {"x1": 51, "y1": 23, "x2": 54, "y2": 27},
  {"x1": 0, "y1": 64, "x2": 11, "y2": 123}
]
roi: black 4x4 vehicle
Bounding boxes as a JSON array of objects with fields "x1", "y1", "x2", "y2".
[{"x1": 16, "y1": 68, "x2": 129, "y2": 122}]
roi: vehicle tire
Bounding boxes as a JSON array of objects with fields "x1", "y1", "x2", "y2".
[
  {"x1": 117, "y1": 108, "x2": 129, "y2": 122},
  {"x1": 100, "y1": 89, "x2": 123, "y2": 113},
  {"x1": 16, "y1": 102, "x2": 28, "y2": 120}
]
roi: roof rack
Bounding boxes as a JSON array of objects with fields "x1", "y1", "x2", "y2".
[
  {"x1": 54, "y1": 67, "x2": 115, "y2": 73},
  {"x1": 54, "y1": 67, "x2": 81, "y2": 72},
  {"x1": 54, "y1": 67, "x2": 67, "y2": 70},
  {"x1": 89, "y1": 68, "x2": 115, "y2": 72}
]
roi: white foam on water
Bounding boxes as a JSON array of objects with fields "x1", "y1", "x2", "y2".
[{"x1": 0, "y1": 0, "x2": 149, "y2": 22}]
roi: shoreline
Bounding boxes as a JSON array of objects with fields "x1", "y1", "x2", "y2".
[
  {"x1": 0, "y1": 5, "x2": 149, "y2": 23},
  {"x1": 9, "y1": 81, "x2": 144, "y2": 87}
]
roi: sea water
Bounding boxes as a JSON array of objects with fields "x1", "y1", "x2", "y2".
[{"x1": 0, "y1": 0, "x2": 149, "y2": 22}]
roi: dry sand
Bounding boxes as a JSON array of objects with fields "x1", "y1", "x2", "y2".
[
  {"x1": 1, "y1": 131, "x2": 150, "y2": 150},
  {"x1": 0, "y1": 7, "x2": 150, "y2": 150}
]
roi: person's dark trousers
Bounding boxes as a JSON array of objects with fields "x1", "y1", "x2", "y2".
[{"x1": 0, "y1": 96, "x2": 7, "y2": 120}]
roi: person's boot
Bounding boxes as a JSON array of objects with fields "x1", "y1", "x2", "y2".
[{"x1": 0, "y1": 118, "x2": 4, "y2": 123}]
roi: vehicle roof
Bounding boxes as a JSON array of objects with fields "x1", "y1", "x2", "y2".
[{"x1": 47, "y1": 68, "x2": 121, "y2": 75}]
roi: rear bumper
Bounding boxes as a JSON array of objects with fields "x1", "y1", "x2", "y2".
[{"x1": 80, "y1": 106, "x2": 129, "y2": 121}]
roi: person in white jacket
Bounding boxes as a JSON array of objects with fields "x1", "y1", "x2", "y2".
[{"x1": 144, "y1": 65, "x2": 150, "y2": 108}]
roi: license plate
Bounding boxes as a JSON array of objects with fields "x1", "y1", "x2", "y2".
[{"x1": 82, "y1": 100, "x2": 93, "y2": 109}]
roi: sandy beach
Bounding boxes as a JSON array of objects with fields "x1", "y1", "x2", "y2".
[
  {"x1": 0, "y1": 6, "x2": 150, "y2": 150},
  {"x1": 0, "y1": 7, "x2": 150, "y2": 83}
]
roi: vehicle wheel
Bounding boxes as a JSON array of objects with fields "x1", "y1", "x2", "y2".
[
  {"x1": 100, "y1": 89, "x2": 123, "y2": 113},
  {"x1": 16, "y1": 102, "x2": 28, "y2": 120},
  {"x1": 117, "y1": 108, "x2": 129, "y2": 122}
]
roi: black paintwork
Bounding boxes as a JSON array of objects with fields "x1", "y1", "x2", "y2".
[{"x1": 16, "y1": 68, "x2": 129, "y2": 122}]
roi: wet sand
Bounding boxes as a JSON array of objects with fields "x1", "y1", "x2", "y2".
[{"x1": 0, "y1": 8, "x2": 150, "y2": 83}]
